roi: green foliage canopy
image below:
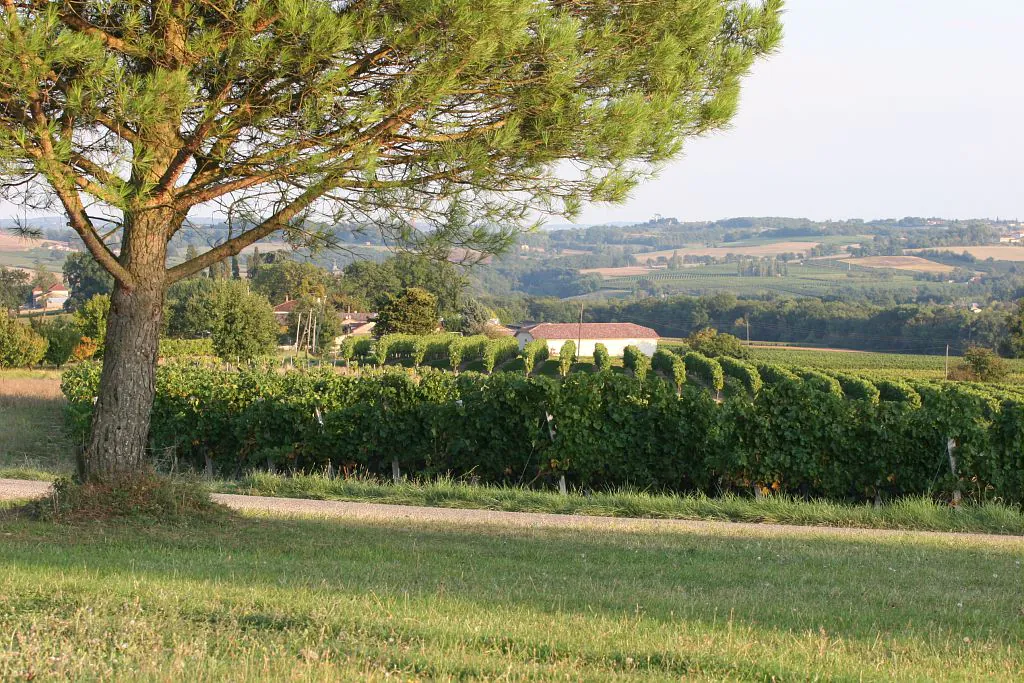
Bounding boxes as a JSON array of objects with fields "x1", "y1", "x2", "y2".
[
  {"x1": 72, "y1": 294, "x2": 110, "y2": 353},
  {"x1": 375, "y1": 287, "x2": 439, "y2": 336},
  {"x1": 0, "y1": 267, "x2": 32, "y2": 314},
  {"x1": 0, "y1": 314, "x2": 48, "y2": 367},
  {"x1": 62, "y1": 252, "x2": 113, "y2": 312},
  {"x1": 208, "y1": 281, "x2": 279, "y2": 360}
]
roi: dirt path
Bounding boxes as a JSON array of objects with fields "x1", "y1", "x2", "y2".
[{"x1": 1, "y1": 478, "x2": 1020, "y2": 546}]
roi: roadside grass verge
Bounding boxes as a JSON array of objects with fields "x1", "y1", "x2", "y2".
[
  {"x1": 0, "y1": 506, "x2": 1020, "y2": 680},
  {"x1": 214, "y1": 473, "x2": 1024, "y2": 536}
]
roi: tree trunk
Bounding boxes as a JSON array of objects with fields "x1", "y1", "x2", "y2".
[{"x1": 81, "y1": 218, "x2": 169, "y2": 482}]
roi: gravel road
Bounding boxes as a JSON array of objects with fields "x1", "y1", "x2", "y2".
[{"x1": 1, "y1": 478, "x2": 1020, "y2": 545}]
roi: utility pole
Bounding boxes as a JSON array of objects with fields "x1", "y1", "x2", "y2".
[
  {"x1": 577, "y1": 302, "x2": 584, "y2": 355},
  {"x1": 945, "y1": 344, "x2": 949, "y2": 379},
  {"x1": 294, "y1": 312, "x2": 303, "y2": 353},
  {"x1": 745, "y1": 318, "x2": 750, "y2": 346}
]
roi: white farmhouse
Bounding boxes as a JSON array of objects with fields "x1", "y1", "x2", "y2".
[{"x1": 515, "y1": 322, "x2": 659, "y2": 358}]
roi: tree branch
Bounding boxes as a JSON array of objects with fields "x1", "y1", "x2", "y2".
[
  {"x1": 58, "y1": 11, "x2": 145, "y2": 58},
  {"x1": 166, "y1": 181, "x2": 337, "y2": 282}
]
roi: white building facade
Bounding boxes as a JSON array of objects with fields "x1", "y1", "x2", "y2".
[{"x1": 514, "y1": 322, "x2": 659, "y2": 358}]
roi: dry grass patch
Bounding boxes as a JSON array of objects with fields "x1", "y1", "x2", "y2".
[
  {"x1": 0, "y1": 370, "x2": 74, "y2": 476},
  {"x1": 907, "y1": 245, "x2": 1024, "y2": 262},
  {"x1": 580, "y1": 265, "x2": 659, "y2": 277},
  {"x1": 847, "y1": 256, "x2": 956, "y2": 273}
]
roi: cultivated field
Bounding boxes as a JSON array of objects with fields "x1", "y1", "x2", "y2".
[
  {"x1": 580, "y1": 265, "x2": 661, "y2": 277},
  {"x1": 846, "y1": 255, "x2": 955, "y2": 273},
  {"x1": 0, "y1": 508, "x2": 1020, "y2": 680},
  {"x1": 907, "y1": 245, "x2": 1024, "y2": 262},
  {"x1": 747, "y1": 346, "x2": 1024, "y2": 382},
  {"x1": 633, "y1": 241, "x2": 822, "y2": 263},
  {"x1": 598, "y1": 262, "x2": 968, "y2": 299}
]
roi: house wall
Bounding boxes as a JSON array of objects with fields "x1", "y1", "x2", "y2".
[{"x1": 515, "y1": 332, "x2": 656, "y2": 357}]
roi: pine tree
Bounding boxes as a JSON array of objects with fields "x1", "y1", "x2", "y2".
[{"x1": 0, "y1": 0, "x2": 781, "y2": 482}]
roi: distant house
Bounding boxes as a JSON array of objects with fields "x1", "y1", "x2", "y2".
[
  {"x1": 339, "y1": 311, "x2": 376, "y2": 335},
  {"x1": 344, "y1": 321, "x2": 375, "y2": 336},
  {"x1": 272, "y1": 299, "x2": 298, "y2": 324},
  {"x1": 515, "y1": 322, "x2": 659, "y2": 358},
  {"x1": 32, "y1": 283, "x2": 70, "y2": 310}
]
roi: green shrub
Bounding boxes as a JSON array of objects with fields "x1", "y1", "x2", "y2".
[
  {"x1": 558, "y1": 340, "x2": 576, "y2": 378},
  {"x1": 796, "y1": 369, "x2": 844, "y2": 398},
  {"x1": 159, "y1": 338, "x2": 215, "y2": 359},
  {"x1": 592, "y1": 343, "x2": 612, "y2": 371},
  {"x1": 652, "y1": 348, "x2": 685, "y2": 390},
  {"x1": 755, "y1": 362, "x2": 799, "y2": 385},
  {"x1": 521, "y1": 339, "x2": 549, "y2": 375},
  {"x1": 875, "y1": 378, "x2": 922, "y2": 407},
  {"x1": 208, "y1": 282, "x2": 278, "y2": 361},
  {"x1": 623, "y1": 345, "x2": 649, "y2": 381},
  {"x1": 684, "y1": 352, "x2": 724, "y2": 393},
  {"x1": 35, "y1": 317, "x2": 79, "y2": 366},
  {"x1": 686, "y1": 327, "x2": 748, "y2": 359},
  {"x1": 482, "y1": 337, "x2": 519, "y2": 373},
  {"x1": 71, "y1": 294, "x2": 109, "y2": 358},
  {"x1": 719, "y1": 356, "x2": 762, "y2": 395},
  {"x1": 0, "y1": 315, "x2": 48, "y2": 368},
  {"x1": 829, "y1": 371, "x2": 880, "y2": 403}
]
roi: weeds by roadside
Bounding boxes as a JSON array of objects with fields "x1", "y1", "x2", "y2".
[{"x1": 214, "y1": 472, "x2": 1024, "y2": 536}]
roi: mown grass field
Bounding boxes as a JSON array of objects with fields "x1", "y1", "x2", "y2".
[
  {"x1": 0, "y1": 508, "x2": 1021, "y2": 680},
  {"x1": 746, "y1": 346, "x2": 1024, "y2": 382}
]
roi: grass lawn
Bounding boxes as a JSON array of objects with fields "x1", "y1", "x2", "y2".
[{"x1": 0, "y1": 508, "x2": 1020, "y2": 680}]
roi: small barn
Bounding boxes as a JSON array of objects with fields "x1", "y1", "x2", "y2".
[{"x1": 515, "y1": 322, "x2": 659, "y2": 358}]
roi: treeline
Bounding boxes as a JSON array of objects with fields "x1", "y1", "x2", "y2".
[{"x1": 483, "y1": 293, "x2": 1024, "y2": 357}]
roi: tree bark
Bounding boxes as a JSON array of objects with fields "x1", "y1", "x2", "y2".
[{"x1": 81, "y1": 216, "x2": 170, "y2": 482}]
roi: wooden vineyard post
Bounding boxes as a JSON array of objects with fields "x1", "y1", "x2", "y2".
[
  {"x1": 546, "y1": 412, "x2": 566, "y2": 495},
  {"x1": 392, "y1": 458, "x2": 401, "y2": 483},
  {"x1": 947, "y1": 437, "x2": 962, "y2": 506}
]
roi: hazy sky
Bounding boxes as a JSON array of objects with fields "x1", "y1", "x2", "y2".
[
  {"x1": 576, "y1": 0, "x2": 1024, "y2": 225},
  {"x1": 3, "y1": 1, "x2": 1021, "y2": 225}
]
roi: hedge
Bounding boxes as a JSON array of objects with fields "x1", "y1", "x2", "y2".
[
  {"x1": 754, "y1": 362, "x2": 799, "y2": 385},
  {"x1": 158, "y1": 338, "x2": 215, "y2": 359},
  {"x1": 623, "y1": 345, "x2": 649, "y2": 381},
  {"x1": 63, "y1": 363, "x2": 1024, "y2": 504},
  {"x1": 684, "y1": 352, "x2": 724, "y2": 393},
  {"x1": 719, "y1": 356, "x2": 762, "y2": 396},
  {"x1": 796, "y1": 369, "x2": 844, "y2": 398},
  {"x1": 592, "y1": 343, "x2": 612, "y2": 371},
  {"x1": 558, "y1": 340, "x2": 576, "y2": 377},
  {"x1": 521, "y1": 339, "x2": 549, "y2": 375},
  {"x1": 652, "y1": 348, "x2": 685, "y2": 391},
  {"x1": 828, "y1": 371, "x2": 881, "y2": 403},
  {"x1": 874, "y1": 378, "x2": 922, "y2": 407},
  {"x1": 482, "y1": 337, "x2": 519, "y2": 374}
]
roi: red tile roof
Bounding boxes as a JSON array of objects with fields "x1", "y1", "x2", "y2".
[
  {"x1": 519, "y1": 322, "x2": 659, "y2": 340},
  {"x1": 273, "y1": 300, "x2": 298, "y2": 314}
]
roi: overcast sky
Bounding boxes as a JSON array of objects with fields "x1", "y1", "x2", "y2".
[
  {"x1": 576, "y1": 0, "x2": 1024, "y2": 225},
  {"x1": 3, "y1": 1, "x2": 1022, "y2": 225}
]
